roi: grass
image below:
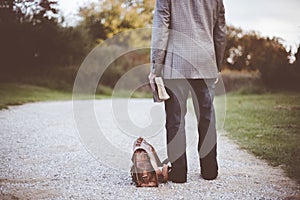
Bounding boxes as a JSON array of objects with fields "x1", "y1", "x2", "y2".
[
  {"x1": 0, "y1": 82, "x2": 151, "y2": 109},
  {"x1": 224, "y1": 92, "x2": 300, "y2": 184},
  {"x1": 0, "y1": 83, "x2": 72, "y2": 109},
  {"x1": 221, "y1": 69, "x2": 261, "y2": 93}
]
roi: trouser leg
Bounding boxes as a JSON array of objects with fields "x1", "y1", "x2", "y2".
[
  {"x1": 190, "y1": 79, "x2": 218, "y2": 180},
  {"x1": 164, "y1": 79, "x2": 189, "y2": 182}
]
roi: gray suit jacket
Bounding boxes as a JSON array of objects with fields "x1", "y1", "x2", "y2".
[{"x1": 151, "y1": 0, "x2": 226, "y2": 79}]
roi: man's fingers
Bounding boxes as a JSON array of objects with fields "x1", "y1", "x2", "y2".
[{"x1": 148, "y1": 73, "x2": 157, "y2": 84}]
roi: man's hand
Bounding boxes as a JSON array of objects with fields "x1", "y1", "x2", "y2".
[
  {"x1": 148, "y1": 73, "x2": 157, "y2": 84},
  {"x1": 148, "y1": 73, "x2": 157, "y2": 93}
]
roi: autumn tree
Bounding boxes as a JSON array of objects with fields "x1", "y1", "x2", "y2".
[
  {"x1": 76, "y1": 0, "x2": 154, "y2": 88},
  {"x1": 78, "y1": 0, "x2": 154, "y2": 44}
]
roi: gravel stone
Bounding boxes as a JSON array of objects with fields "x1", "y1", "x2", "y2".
[{"x1": 0, "y1": 100, "x2": 299, "y2": 199}]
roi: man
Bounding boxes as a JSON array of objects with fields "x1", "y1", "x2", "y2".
[{"x1": 149, "y1": 0, "x2": 226, "y2": 183}]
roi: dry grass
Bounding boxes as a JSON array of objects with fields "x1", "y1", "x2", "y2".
[{"x1": 221, "y1": 69, "x2": 262, "y2": 93}]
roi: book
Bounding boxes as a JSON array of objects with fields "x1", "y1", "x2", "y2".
[{"x1": 150, "y1": 77, "x2": 170, "y2": 102}]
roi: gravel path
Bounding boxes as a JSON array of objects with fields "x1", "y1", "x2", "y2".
[{"x1": 0, "y1": 100, "x2": 299, "y2": 200}]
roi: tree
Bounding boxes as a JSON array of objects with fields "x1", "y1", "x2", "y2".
[
  {"x1": 225, "y1": 26, "x2": 290, "y2": 72},
  {"x1": 0, "y1": 0, "x2": 59, "y2": 75},
  {"x1": 78, "y1": 0, "x2": 154, "y2": 44},
  {"x1": 223, "y1": 26, "x2": 300, "y2": 89},
  {"x1": 294, "y1": 46, "x2": 300, "y2": 68},
  {"x1": 0, "y1": 0, "x2": 59, "y2": 24},
  {"x1": 75, "y1": 0, "x2": 155, "y2": 88},
  {"x1": 0, "y1": 0, "x2": 89, "y2": 81},
  {"x1": 289, "y1": 45, "x2": 300, "y2": 90}
]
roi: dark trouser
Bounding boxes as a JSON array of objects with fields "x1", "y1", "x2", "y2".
[{"x1": 164, "y1": 79, "x2": 218, "y2": 180}]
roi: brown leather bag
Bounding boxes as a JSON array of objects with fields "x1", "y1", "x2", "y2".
[{"x1": 130, "y1": 137, "x2": 169, "y2": 187}]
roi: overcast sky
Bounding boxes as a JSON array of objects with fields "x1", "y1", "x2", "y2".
[
  {"x1": 224, "y1": 0, "x2": 300, "y2": 52},
  {"x1": 59, "y1": 0, "x2": 300, "y2": 52}
]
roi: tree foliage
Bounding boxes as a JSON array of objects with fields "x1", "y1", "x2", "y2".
[
  {"x1": 0, "y1": 0, "x2": 90, "y2": 82},
  {"x1": 224, "y1": 26, "x2": 299, "y2": 89},
  {"x1": 77, "y1": 0, "x2": 154, "y2": 88},
  {"x1": 0, "y1": 0, "x2": 59, "y2": 24},
  {"x1": 78, "y1": 0, "x2": 154, "y2": 43}
]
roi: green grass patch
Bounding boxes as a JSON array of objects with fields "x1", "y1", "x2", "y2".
[
  {"x1": 0, "y1": 83, "x2": 72, "y2": 109},
  {"x1": 224, "y1": 92, "x2": 300, "y2": 183},
  {"x1": 0, "y1": 82, "x2": 150, "y2": 109}
]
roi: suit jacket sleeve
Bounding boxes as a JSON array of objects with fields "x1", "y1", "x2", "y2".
[
  {"x1": 214, "y1": 0, "x2": 227, "y2": 72},
  {"x1": 150, "y1": 0, "x2": 171, "y2": 75}
]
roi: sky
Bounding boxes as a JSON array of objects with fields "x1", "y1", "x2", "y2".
[
  {"x1": 224, "y1": 0, "x2": 300, "y2": 52},
  {"x1": 58, "y1": 0, "x2": 300, "y2": 52}
]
